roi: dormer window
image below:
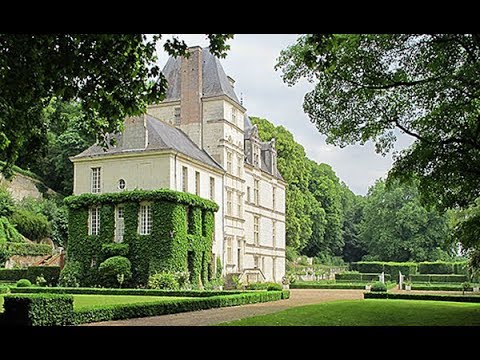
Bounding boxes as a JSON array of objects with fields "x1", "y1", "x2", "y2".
[
  {"x1": 232, "y1": 107, "x2": 237, "y2": 126},
  {"x1": 253, "y1": 145, "x2": 260, "y2": 167}
]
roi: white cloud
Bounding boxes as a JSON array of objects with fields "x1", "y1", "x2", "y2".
[{"x1": 154, "y1": 34, "x2": 414, "y2": 195}]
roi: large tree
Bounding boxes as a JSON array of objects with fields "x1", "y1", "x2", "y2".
[
  {"x1": 359, "y1": 179, "x2": 453, "y2": 262},
  {"x1": 276, "y1": 34, "x2": 480, "y2": 211},
  {"x1": 0, "y1": 34, "x2": 233, "y2": 178}
]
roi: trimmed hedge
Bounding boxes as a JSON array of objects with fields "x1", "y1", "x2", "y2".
[
  {"x1": 0, "y1": 266, "x2": 60, "y2": 285},
  {"x1": 3, "y1": 294, "x2": 73, "y2": 326},
  {"x1": 73, "y1": 290, "x2": 289, "y2": 325},
  {"x1": 245, "y1": 282, "x2": 283, "y2": 291},
  {"x1": 351, "y1": 261, "x2": 417, "y2": 280},
  {"x1": 0, "y1": 285, "x2": 10, "y2": 294},
  {"x1": 335, "y1": 273, "x2": 391, "y2": 282},
  {"x1": 364, "y1": 292, "x2": 480, "y2": 303},
  {"x1": 3, "y1": 242, "x2": 52, "y2": 256},
  {"x1": 10, "y1": 286, "x2": 246, "y2": 297},
  {"x1": 411, "y1": 284, "x2": 479, "y2": 291},
  {"x1": 290, "y1": 283, "x2": 368, "y2": 290},
  {"x1": 410, "y1": 274, "x2": 467, "y2": 283},
  {"x1": 417, "y1": 261, "x2": 468, "y2": 274}
]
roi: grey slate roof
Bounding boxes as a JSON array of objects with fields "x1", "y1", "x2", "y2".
[
  {"x1": 72, "y1": 115, "x2": 223, "y2": 171},
  {"x1": 162, "y1": 47, "x2": 241, "y2": 104}
]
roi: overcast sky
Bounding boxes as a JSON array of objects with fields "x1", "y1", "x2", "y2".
[{"x1": 156, "y1": 34, "x2": 414, "y2": 195}]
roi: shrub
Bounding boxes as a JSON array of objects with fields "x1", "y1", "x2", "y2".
[
  {"x1": 0, "y1": 269, "x2": 28, "y2": 281},
  {"x1": 0, "y1": 187, "x2": 14, "y2": 217},
  {"x1": 174, "y1": 271, "x2": 190, "y2": 289},
  {"x1": 9, "y1": 209, "x2": 51, "y2": 241},
  {"x1": 370, "y1": 281, "x2": 387, "y2": 292},
  {"x1": 148, "y1": 272, "x2": 179, "y2": 290},
  {"x1": 72, "y1": 291, "x2": 287, "y2": 325},
  {"x1": 410, "y1": 274, "x2": 467, "y2": 283},
  {"x1": 354, "y1": 261, "x2": 384, "y2": 273},
  {"x1": 215, "y1": 257, "x2": 223, "y2": 280},
  {"x1": 462, "y1": 282, "x2": 471, "y2": 294},
  {"x1": 364, "y1": 292, "x2": 480, "y2": 303},
  {"x1": 0, "y1": 285, "x2": 10, "y2": 294},
  {"x1": 36, "y1": 276, "x2": 47, "y2": 287},
  {"x1": 16, "y1": 279, "x2": 32, "y2": 287},
  {"x1": 418, "y1": 261, "x2": 455, "y2": 274},
  {"x1": 246, "y1": 282, "x2": 283, "y2": 291},
  {"x1": 4, "y1": 242, "x2": 52, "y2": 256},
  {"x1": 59, "y1": 261, "x2": 82, "y2": 287},
  {"x1": 27, "y1": 266, "x2": 60, "y2": 286},
  {"x1": 100, "y1": 243, "x2": 129, "y2": 260},
  {"x1": 3, "y1": 294, "x2": 73, "y2": 326},
  {"x1": 335, "y1": 272, "x2": 391, "y2": 282},
  {"x1": 98, "y1": 256, "x2": 132, "y2": 288}
]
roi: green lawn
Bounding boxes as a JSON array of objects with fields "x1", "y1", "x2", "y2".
[
  {"x1": 0, "y1": 294, "x2": 186, "y2": 312},
  {"x1": 220, "y1": 299, "x2": 480, "y2": 326}
]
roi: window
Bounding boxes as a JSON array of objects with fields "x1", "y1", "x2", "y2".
[
  {"x1": 253, "y1": 145, "x2": 260, "y2": 167},
  {"x1": 115, "y1": 205, "x2": 125, "y2": 243},
  {"x1": 273, "y1": 257, "x2": 277, "y2": 282},
  {"x1": 254, "y1": 179, "x2": 259, "y2": 206},
  {"x1": 139, "y1": 204, "x2": 152, "y2": 235},
  {"x1": 254, "y1": 255, "x2": 259, "y2": 269},
  {"x1": 226, "y1": 151, "x2": 232, "y2": 173},
  {"x1": 237, "y1": 194, "x2": 242, "y2": 217},
  {"x1": 226, "y1": 236, "x2": 233, "y2": 264},
  {"x1": 272, "y1": 220, "x2": 276, "y2": 248},
  {"x1": 209, "y1": 177, "x2": 215, "y2": 201},
  {"x1": 174, "y1": 107, "x2": 181, "y2": 125},
  {"x1": 237, "y1": 154, "x2": 242, "y2": 177},
  {"x1": 118, "y1": 179, "x2": 126, "y2": 190},
  {"x1": 182, "y1": 166, "x2": 188, "y2": 192},
  {"x1": 232, "y1": 107, "x2": 237, "y2": 125},
  {"x1": 246, "y1": 186, "x2": 251, "y2": 203},
  {"x1": 88, "y1": 207, "x2": 100, "y2": 235},
  {"x1": 91, "y1": 167, "x2": 101, "y2": 193},
  {"x1": 254, "y1": 215, "x2": 259, "y2": 245},
  {"x1": 272, "y1": 186, "x2": 276, "y2": 210},
  {"x1": 195, "y1": 171, "x2": 200, "y2": 196},
  {"x1": 226, "y1": 189, "x2": 232, "y2": 216}
]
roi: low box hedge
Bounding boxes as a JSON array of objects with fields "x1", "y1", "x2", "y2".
[
  {"x1": 410, "y1": 274, "x2": 467, "y2": 283},
  {"x1": 363, "y1": 292, "x2": 480, "y2": 303},
  {"x1": 10, "y1": 287, "x2": 245, "y2": 297},
  {"x1": 73, "y1": 290, "x2": 289, "y2": 324},
  {"x1": 3, "y1": 294, "x2": 73, "y2": 326},
  {"x1": 411, "y1": 284, "x2": 478, "y2": 291},
  {"x1": 2, "y1": 290, "x2": 289, "y2": 325},
  {"x1": 335, "y1": 273, "x2": 391, "y2": 282},
  {"x1": 291, "y1": 283, "x2": 367, "y2": 290}
]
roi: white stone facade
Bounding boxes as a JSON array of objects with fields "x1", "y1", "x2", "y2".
[{"x1": 71, "y1": 46, "x2": 286, "y2": 283}]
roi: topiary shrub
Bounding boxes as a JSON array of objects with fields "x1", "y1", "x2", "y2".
[
  {"x1": 148, "y1": 272, "x2": 179, "y2": 290},
  {"x1": 98, "y1": 256, "x2": 132, "y2": 288},
  {"x1": 16, "y1": 279, "x2": 32, "y2": 287},
  {"x1": 370, "y1": 281, "x2": 387, "y2": 292},
  {"x1": 9, "y1": 209, "x2": 51, "y2": 241},
  {"x1": 100, "y1": 243, "x2": 129, "y2": 261}
]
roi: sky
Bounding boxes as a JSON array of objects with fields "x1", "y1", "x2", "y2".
[{"x1": 155, "y1": 34, "x2": 414, "y2": 195}]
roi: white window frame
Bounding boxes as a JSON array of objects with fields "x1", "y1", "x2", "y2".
[
  {"x1": 139, "y1": 203, "x2": 152, "y2": 235},
  {"x1": 254, "y1": 179, "x2": 259, "y2": 206},
  {"x1": 91, "y1": 167, "x2": 101, "y2": 193},
  {"x1": 209, "y1": 177, "x2": 215, "y2": 201},
  {"x1": 115, "y1": 205, "x2": 125, "y2": 243},
  {"x1": 254, "y1": 215, "x2": 259, "y2": 246},
  {"x1": 237, "y1": 193, "x2": 242, "y2": 217},
  {"x1": 182, "y1": 166, "x2": 188, "y2": 192},
  {"x1": 227, "y1": 150, "x2": 233, "y2": 173},
  {"x1": 195, "y1": 171, "x2": 200, "y2": 196},
  {"x1": 226, "y1": 189, "x2": 232, "y2": 216},
  {"x1": 272, "y1": 220, "x2": 276, "y2": 248},
  {"x1": 88, "y1": 207, "x2": 100, "y2": 235},
  {"x1": 237, "y1": 154, "x2": 242, "y2": 177},
  {"x1": 226, "y1": 236, "x2": 233, "y2": 264}
]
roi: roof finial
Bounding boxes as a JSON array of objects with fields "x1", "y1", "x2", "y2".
[{"x1": 240, "y1": 92, "x2": 243, "y2": 106}]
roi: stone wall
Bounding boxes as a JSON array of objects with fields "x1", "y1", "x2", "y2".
[{"x1": 0, "y1": 172, "x2": 53, "y2": 201}]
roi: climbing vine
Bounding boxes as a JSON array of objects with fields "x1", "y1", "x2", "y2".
[{"x1": 65, "y1": 189, "x2": 218, "y2": 288}]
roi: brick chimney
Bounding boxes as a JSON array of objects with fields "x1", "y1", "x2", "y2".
[
  {"x1": 122, "y1": 115, "x2": 148, "y2": 149},
  {"x1": 179, "y1": 46, "x2": 203, "y2": 148}
]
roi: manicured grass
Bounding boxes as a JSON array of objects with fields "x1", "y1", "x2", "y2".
[
  {"x1": 72, "y1": 295, "x2": 187, "y2": 310},
  {"x1": 220, "y1": 299, "x2": 480, "y2": 326}
]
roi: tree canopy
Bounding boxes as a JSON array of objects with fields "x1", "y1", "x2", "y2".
[
  {"x1": 276, "y1": 34, "x2": 480, "y2": 211},
  {"x1": 0, "y1": 34, "x2": 233, "y2": 178},
  {"x1": 359, "y1": 179, "x2": 453, "y2": 262}
]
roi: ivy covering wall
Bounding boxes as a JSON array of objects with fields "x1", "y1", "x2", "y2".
[{"x1": 64, "y1": 189, "x2": 218, "y2": 288}]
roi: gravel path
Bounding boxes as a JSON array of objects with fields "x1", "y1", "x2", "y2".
[{"x1": 83, "y1": 289, "x2": 364, "y2": 326}]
